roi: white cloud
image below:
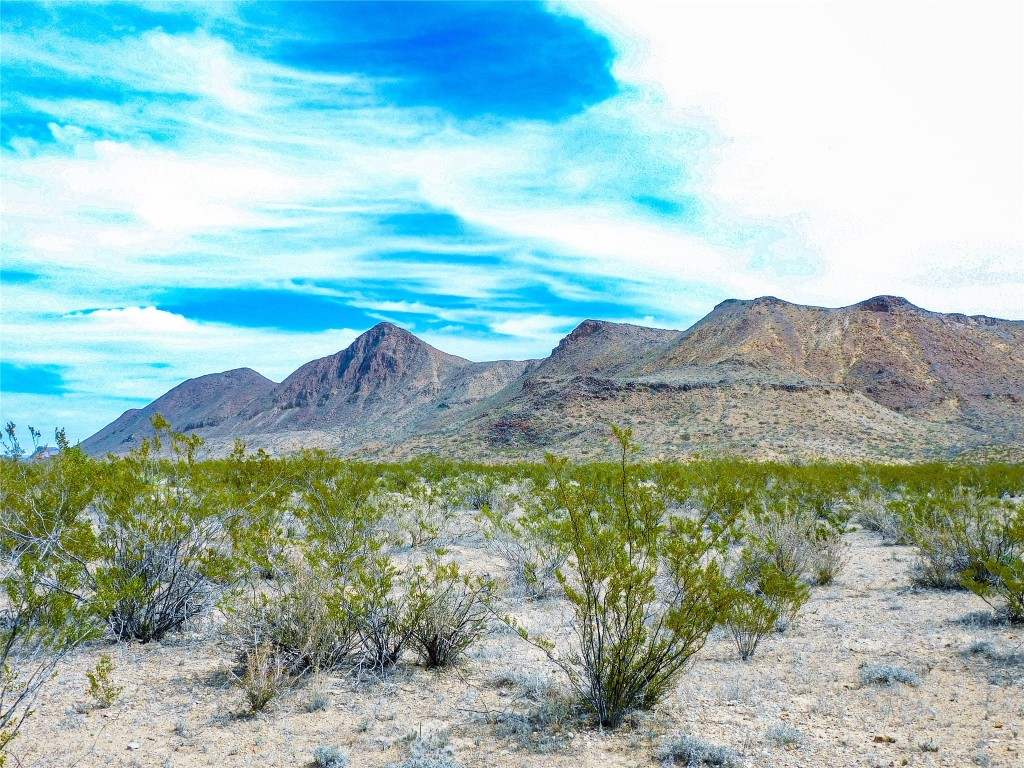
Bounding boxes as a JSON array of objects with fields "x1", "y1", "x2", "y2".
[
  {"x1": 3, "y1": 3, "x2": 1021, "y2": 442},
  {"x1": 569, "y1": 0, "x2": 1023, "y2": 317}
]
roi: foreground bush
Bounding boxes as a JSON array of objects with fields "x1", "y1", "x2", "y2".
[
  {"x1": 725, "y1": 557, "x2": 809, "y2": 659},
  {"x1": 511, "y1": 428, "x2": 739, "y2": 728},
  {"x1": 407, "y1": 554, "x2": 490, "y2": 668},
  {"x1": 1, "y1": 427, "x2": 101, "y2": 756},
  {"x1": 902, "y1": 488, "x2": 1021, "y2": 610},
  {"x1": 226, "y1": 562, "x2": 360, "y2": 676},
  {"x1": 480, "y1": 484, "x2": 567, "y2": 599},
  {"x1": 95, "y1": 419, "x2": 288, "y2": 642},
  {"x1": 961, "y1": 500, "x2": 1024, "y2": 622}
]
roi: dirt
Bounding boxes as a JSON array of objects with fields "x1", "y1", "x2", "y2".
[{"x1": 11, "y1": 530, "x2": 1023, "y2": 767}]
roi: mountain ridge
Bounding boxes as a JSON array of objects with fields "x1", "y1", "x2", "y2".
[{"x1": 80, "y1": 296, "x2": 1024, "y2": 461}]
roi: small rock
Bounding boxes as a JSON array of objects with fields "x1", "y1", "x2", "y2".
[{"x1": 127, "y1": 742, "x2": 140, "y2": 750}]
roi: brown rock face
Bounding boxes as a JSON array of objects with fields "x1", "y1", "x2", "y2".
[{"x1": 82, "y1": 297, "x2": 1024, "y2": 461}]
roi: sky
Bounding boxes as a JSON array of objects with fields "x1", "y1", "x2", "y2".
[{"x1": 1, "y1": 1, "x2": 1021, "y2": 444}]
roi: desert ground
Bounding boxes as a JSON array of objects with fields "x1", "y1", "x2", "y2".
[{"x1": 11, "y1": 529, "x2": 1022, "y2": 768}]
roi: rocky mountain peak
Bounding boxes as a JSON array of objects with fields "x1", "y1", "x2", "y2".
[{"x1": 853, "y1": 295, "x2": 917, "y2": 313}]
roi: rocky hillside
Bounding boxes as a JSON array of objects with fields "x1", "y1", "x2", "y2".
[
  {"x1": 81, "y1": 368, "x2": 275, "y2": 455},
  {"x1": 82, "y1": 297, "x2": 1024, "y2": 461}
]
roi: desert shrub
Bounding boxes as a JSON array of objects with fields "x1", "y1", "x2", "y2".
[
  {"x1": 390, "y1": 733, "x2": 461, "y2": 768},
  {"x1": 460, "y1": 474, "x2": 497, "y2": 511},
  {"x1": 809, "y1": 526, "x2": 850, "y2": 585},
  {"x1": 228, "y1": 641, "x2": 289, "y2": 713},
  {"x1": 1, "y1": 427, "x2": 102, "y2": 754},
  {"x1": 312, "y1": 744, "x2": 349, "y2": 768},
  {"x1": 298, "y1": 458, "x2": 386, "y2": 568},
  {"x1": 764, "y1": 722, "x2": 804, "y2": 746},
  {"x1": 851, "y1": 488, "x2": 913, "y2": 545},
  {"x1": 656, "y1": 733, "x2": 741, "y2": 767},
  {"x1": 961, "y1": 501, "x2": 1024, "y2": 623},
  {"x1": 407, "y1": 554, "x2": 490, "y2": 668},
  {"x1": 302, "y1": 672, "x2": 331, "y2": 712},
  {"x1": 509, "y1": 428, "x2": 738, "y2": 728},
  {"x1": 480, "y1": 485, "x2": 567, "y2": 599},
  {"x1": 204, "y1": 439, "x2": 292, "y2": 581},
  {"x1": 859, "y1": 664, "x2": 922, "y2": 687},
  {"x1": 226, "y1": 562, "x2": 360, "y2": 676},
  {"x1": 744, "y1": 489, "x2": 850, "y2": 589},
  {"x1": 94, "y1": 418, "x2": 279, "y2": 642},
  {"x1": 489, "y1": 669, "x2": 576, "y2": 752},
  {"x1": 350, "y1": 555, "x2": 416, "y2": 673},
  {"x1": 745, "y1": 497, "x2": 817, "y2": 582},
  {"x1": 725, "y1": 558, "x2": 808, "y2": 660},
  {"x1": 388, "y1": 477, "x2": 466, "y2": 548},
  {"x1": 85, "y1": 653, "x2": 123, "y2": 708},
  {"x1": 903, "y1": 489, "x2": 1020, "y2": 600}
]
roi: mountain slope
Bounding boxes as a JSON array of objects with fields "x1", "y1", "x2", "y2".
[
  {"x1": 81, "y1": 298, "x2": 1024, "y2": 461},
  {"x1": 80, "y1": 368, "x2": 276, "y2": 455},
  {"x1": 640, "y1": 296, "x2": 1024, "y2": 437},
  {"x1": 199, "y1": 323, "x2": 531, "y2": 453}
]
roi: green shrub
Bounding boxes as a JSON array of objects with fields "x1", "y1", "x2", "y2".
[
  {"x1": 903, "y1": 488, "x2": 1019, "y2": 601},
  {"x1": 480, "y1": 484, "x2": 567, "y2": 600},
  {"x1": 95, "y1": 418, "x2": 281, "y2": 642},
  {"x1": 86, "y1": 653, "x2": 123, "y2": 708},
  {"x1": 725, "y1": 558, "x2": 809, "y2": 660},
  {"x1": 226, "y1": 562, "x2": 360, "y2": 676},
  {"x1": 1, "y1": 427, "x2": 102, "y2": 754},
  {"x1": 407, "y1": 554, "x2": 490, "y2": 668},
  {"x1": 351, "y1": 555, "x2": 416, "y2": 673},
  {"x1": 509, "y1": 427, "x2": 738, "y2": 728},
  {"x1": 961, "y1": 501, "x2": 1024, "y2": 622}
]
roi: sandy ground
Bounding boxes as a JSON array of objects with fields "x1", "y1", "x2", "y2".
[{"x1": 9, "y1": 530, "x2": 1023, "y2": 768}]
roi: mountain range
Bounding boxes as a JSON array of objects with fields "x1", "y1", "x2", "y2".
[{"x1": 81, "y1": 295, "x2": 1024, "y2": 462}]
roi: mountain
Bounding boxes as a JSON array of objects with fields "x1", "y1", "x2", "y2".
[
  {"x1": 81, "y1": 368, "x2": 275, "y2": 455},
  {"x1": 82, "y1": 298, "x2": 1024, "y2": 462},
  {"x1": 204, "y1": 322, "x2": 530, "y2": 453},
  {"x1": 431, "y1": 296, "x2": 1023, "y2": 462}
]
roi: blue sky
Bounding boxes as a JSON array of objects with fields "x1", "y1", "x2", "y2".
[{"x1": 1, "y1": 1, "x2": 1021, "y2": 443}]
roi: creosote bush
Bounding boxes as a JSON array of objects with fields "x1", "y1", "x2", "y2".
[
  {"x1": 225, "y1": 562, "x2": 360, "y2": 677},
  {"x1": 1, "y1": 425, "x2": 102, "y2": 755},
  {"x1": 407, "y1": 553, "x2": 490, "y2": 668},
  {"x1": 95, "y1": 419, "x2": 287, "y2": 642},
  {"x1": 725, "y1": 557, "x2": 808, "y2": 660},
  {"x1": 85, "y1": 653, "x2": 123, "y2": 709},
  {"x1": 899, "y1": 488, "x2": 1023, "y2": 621},
  {"x1": 507, "y1": 427, "x2": 739, "y2": 728}
]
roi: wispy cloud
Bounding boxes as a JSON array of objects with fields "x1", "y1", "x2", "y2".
[{"x1": 1, "y1": 1, "x2": 1019, "y2": 441}]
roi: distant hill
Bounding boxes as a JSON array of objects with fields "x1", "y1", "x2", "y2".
[
  {"x1": 82, "y1": 297, "x2": 1024, "y2": 462},
  {"x1": 81, "y1": 367, "x2": 275, "y2": 455}
]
